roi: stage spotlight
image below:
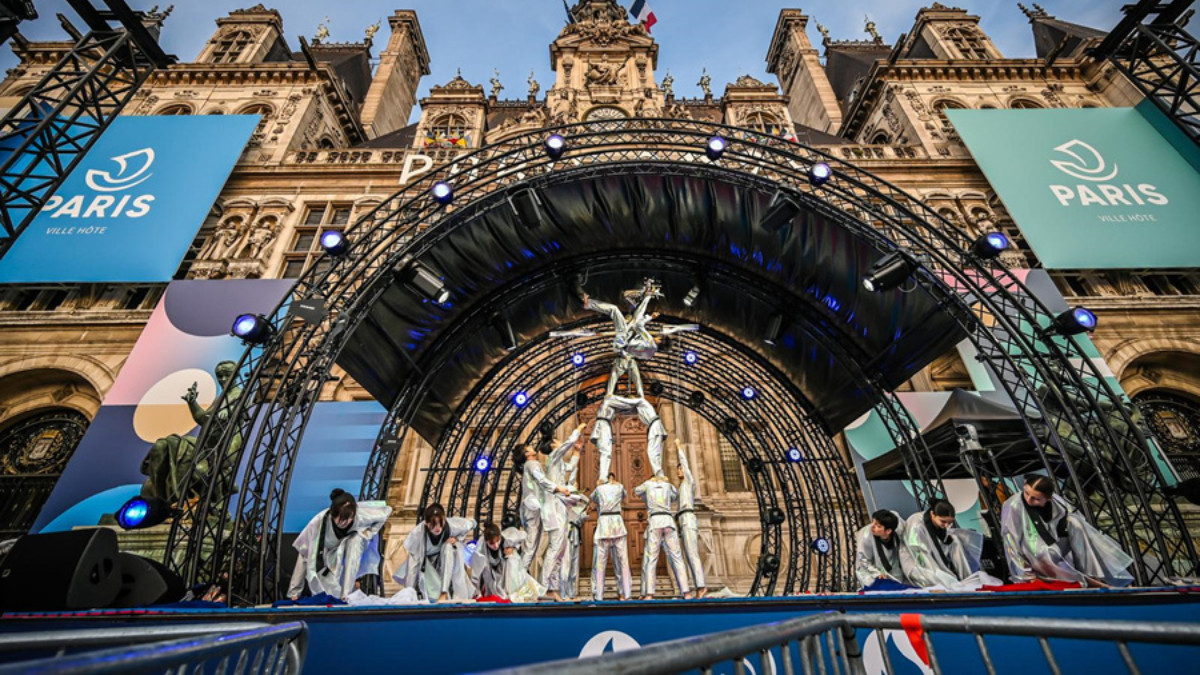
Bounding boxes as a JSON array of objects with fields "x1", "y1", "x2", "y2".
[
  {"x1": 683, "y1": 350, "x2": 699, "y2": 365},
  {"x1": 117, "y1": 496, "x2": 172, "y2": 530},
  {"x1": 431, "y1": 180, "x2": 453, "y2": 205},
  {"x1": 682, "y1": 284, "x2": 701, "y2": 308},
  {"x1": 722, "y1": 418, "x2": 739, "y2": 434},
  {"x1": 763, "y1": 313, "x2": 784, "y2": 346},
  {"x1": 544, "y1": 133, "x2": 567, "y2": 160},
  {"x1": 705, "y1": 136, "x2": 727, "y2": 160},
  {"x1": 786, "y1": 447, "x2": 804, "y2": 462},
  {"x1": 575, "y1": 392, "x2": 589, "y2": 408},
  {"x1": 808, "y1": 161, "x2": 833, "y2": 186},
  {"x1": 319, "y1": 229, "x2": 348, "y2": 256},
  {"x1": 741, "y1": 386, "x2": 757, "y2": 401},
  {"x1": 512, "y1": 391, "x2": 529, "y2": 407},
  {"x1": 760, "y1": 554, "x2": 780, "y2": 572},
  {"x1": 231, "y1": 313, "x2": 274, "y2": 345},
  {"x1": 862, "y1": 251, "x2": 917, "y2": 293},
  {"x1": 648, "y1": 381, "x2": 664, "y2": 396},
  {"x1": 571, "y1": 353, "x2": 585, "y2": 367},
  {"x1": 492, "y1": 316, "x2": 517, "y2": 351},
  {"x1": 760, "y1": 190, "x2": 801, "y2": 232},
  {"x1": 689, "y1": 391, "x2": 706, "y2": 407},
  {"x1": 971, "y1": 232, "x2": 1009, "y2": 260},
  {"x1": 747, "y1": 457, "x2": 764, "y2": 473},
  {"x1": 812, "y1": 537, "x2": 832, "y2": 555},
  {"x1": 1051, "y1": 306, "x2": 1098, "y2": 336},
  {"x1": 398, "y1": 262, "x2": 452, "y2": 304},
  {"x1": 765, "y1": 506, "x2": 785, "y2": 525},
  {"x1": 474, "y1": 456, "x2": 491, "y2": 473},
  {"x1": 508, "y1": 187, "x2": 545, "y2": 228}
]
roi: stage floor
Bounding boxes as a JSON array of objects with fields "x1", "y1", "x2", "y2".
[{"x1": 3, "y1": 587, "x2": 1200, "y2": 673}]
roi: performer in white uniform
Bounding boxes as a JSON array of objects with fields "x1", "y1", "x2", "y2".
[
  {"x1": 673, "y1": 438, "x2": 707, "y2": 597},
  {"x1": 591, "y1": 473, "x2": 633, "y2": 601},
  {"x1": 853, "y1": 509, "x2": 909, "y2": 588},
  {"x1": 541, "y1": 424, "x2": 587, "y2": 600},
  {"x1": 581, "y1": 278, "x2": 661, "y2": 398},
  {"x1": 468, "y1": 522, "x2": 506, "y2": 599},
  {"x1": 590, "y1": 396, "x2": 667, "y2": 480},
  {"x1": 288, "y1": 489, "x2": 392, "y2": 601},
  {"x1": 517, "y1": 441, "x2": 571, "y2": 574},
  {"x1": 393, "y1": 503, "x2": 476, "y2": 602},
  {"x1": 900, "y1": 501, "x2": 999, "y2": 590},
  {"x1": 635, "y1": 475, "x2": 692, "y2": 599},
  {"x1": 560, "y1": 450, "x2": 588, "y2": 599},
  {"x1": 1000, "y1": 475, "x2": 1134, "y2": 587}
]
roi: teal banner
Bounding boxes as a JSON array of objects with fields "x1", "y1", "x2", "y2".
[{"x1": 947, "y1": 108, "x2": 1200, "y2": 269}]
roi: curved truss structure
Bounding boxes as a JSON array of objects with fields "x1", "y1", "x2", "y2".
[{"x1": 163, "y1": 118, "x2": 1197, "y2": 604}]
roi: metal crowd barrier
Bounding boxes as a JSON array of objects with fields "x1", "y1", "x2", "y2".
[
  {"x1": 483, "y1": 612, "x2": 1200, "y2": 675},
  {"x1": 0, "y1": 621, "x2": 307, "y2": 674}
]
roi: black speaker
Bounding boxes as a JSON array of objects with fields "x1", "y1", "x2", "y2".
[
  {"x1": 0, "y1": 528, "x2": 121, "y2": 611},
  {"x1": 112, "y1": 552, "x2": 185, "y2": 608}
]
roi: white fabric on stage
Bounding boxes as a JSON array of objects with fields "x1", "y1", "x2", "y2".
[
  {"x1": 1000, "y1": 493, "x2": 1134, "y2": 587},
  {"x1": 288, "y1": 501, "x2": 392, "y2": 600}
]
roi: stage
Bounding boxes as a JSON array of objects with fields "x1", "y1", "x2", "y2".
[{"x1": 3, "y1": 587, "x2": 1199, "y2": 673}]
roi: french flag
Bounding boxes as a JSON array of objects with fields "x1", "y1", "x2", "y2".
[{"x1": 629, "y1": 0, "x2": 657, "y2": 33}]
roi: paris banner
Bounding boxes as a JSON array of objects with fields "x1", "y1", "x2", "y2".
[{"x1": 0, "y1": 115, "x2": 258, "y2": 283}]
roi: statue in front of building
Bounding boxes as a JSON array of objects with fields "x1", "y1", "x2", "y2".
[
  {"x1": 140, "y1": 360, "x2": 243, "y2": 507},
  {"x1": 490, "y1": 69, "x2": 504, "y2": 99},
  {"x1": 239, "y1": 215, "x2": 279, "y2": 260},
  {"x1": 314, "y1": 16, "x2": 331, "y2": 44},
  {"x1": 200, "y1": 216, "x2": 246, "y2": 261},
  {"x1": 661, "y1": 71, "x2": 674, "y2": 97},
  {"x1": 585, "y1": 59, "x2": 621, "y2": 87},
  {"x1": 697, "y1": 68, "x2": 712, "y2": 98},
  {"x1": 527, "y1": 71, "x2": 540, "y2": 99}
]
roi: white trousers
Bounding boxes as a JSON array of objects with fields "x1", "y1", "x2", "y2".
[
  {"x1": 643, "y1": 525, "x2": 690, "y2": 597},
  {"x1": 562, "y1": 523, "x2": 583, "y2": 597},
  {"x1": 540, "y1": 527, "x2": 567, "y2": 590},
  {"x1": 678, "y1": 513, "x2": 706, "y2": 590},
  {"x1": 593, "y1": 535, "x2": 633, "y2": 600},
  {"x1": 520, "y1": 507, "x2": 543, "y2": 573}
]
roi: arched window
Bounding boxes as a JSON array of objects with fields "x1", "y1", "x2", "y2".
[
  {"x1": 1135, "y1": 390, "x2": 1200, "y2": 479},
  {"x1": 742, "y1": 111, "x2": 783, "y2": 136},
  {"x1": 211, "y1": 30, "x2": 252, "y2": 64},
  {"x1": 424, "y1": 114, "x2": 470, "y2": 148},
  {"x1": 1010, "y1": 98, "x2": 1044, "y2": 110},
  {"x1": 156, "y1": 104, "x2": 193, "y2": 116},
  {"x1": 932, "y1": 99, "x2": 966, "y2": 135},
  {"x1": 869, "y1": 131, "x2": 891, "y2": 145},
  {"x1": 317, "y1": 137, "x2": 336, "y2": 149},
  {"x1": 238, "y1": 103, "x2": 274, "y2": 138},
  {"x1": 946, "y1": 27, "x2": 990, "y2": 59}
]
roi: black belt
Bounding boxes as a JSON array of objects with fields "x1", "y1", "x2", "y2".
[
  {"x1": 675, "y1": 508, "x2": 695, "y2": 518},
  {"x1": 649, "y1": 511, "x2": 673, "y2": 518},
  {"x1": 599, "y1": 511, "x2": 622, "y2": 516}
]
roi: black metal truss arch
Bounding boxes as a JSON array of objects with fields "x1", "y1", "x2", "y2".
[{"x1": 164, "y1": 118, "x2": 1196, "y2": 604}]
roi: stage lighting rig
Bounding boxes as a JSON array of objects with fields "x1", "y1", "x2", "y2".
[
  {"x1": 231, "y1": 313, "x2": 274, "y2": 345},
  {"x1": 319, "y1": 229, "x2": 348, "y2": 256},
  {"x1": 474, "y1": 456, "x2": 491, "y2": 473},
  {"x1": 116, "y1": 496, "x2": 173, "y2": 530},
  {"x1": 396, "y1": 261, "x2": 452, "y2": 304},
  {"x1": 431, "y1": 180, "x2": 454, "y2": 205},
  {"x1": 1050, "y1": 307, "x2": 1097, "y2": 336},
  {"x1": 571, "y1": 353, "x2": 585, "y2": 367},
  {"x1": 970, "y1": 232, "x2": 1009, "y2": 260},
  {"x1": 683, "y1": 350, "x2": 698, "y2": 365},
  {"x1": 544, "y1": 134, "x2": 566, "y2": 160},
  {"x1": 705, "y1": 136, "x2": 727, "y2": 160},
  {"x1": 492, "y1": 315, "x2": 517, "y2": 351},
  {"x1": 741, "y1": 386, "x2": 757, "y2": 401},
  {"x1": 808, "y1": 161, "x2": 832, "y2": 186},
  {"x1": 760, "y1": 190, "x2": 801, "y2": 232},
  {"x1": 508, "y1": 187, "x2": 545, "y2": 228},
  {"x1": 862, "y1": 251, "x2": 917, "y2": 293},
  {"x1": 786, "y1": 447, "x2": 804, "y2": 462},
  {"x1": 763, "y1": 313, "x2": 784, "y2": 346},
  {"x1": 512, "y1": 391, "x2": 530, "y2": 407}
]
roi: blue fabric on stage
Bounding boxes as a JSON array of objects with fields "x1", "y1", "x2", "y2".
[
  {"x1": 863, "y1": 578, "x2": 918, "y2": 592},
  {"x1": 272, "y1": 593, "x2": 347, "y2": 607}
]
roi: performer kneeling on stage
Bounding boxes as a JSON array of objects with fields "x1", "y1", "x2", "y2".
[
  {"x1": 854, "y1": 509, "x2": 908, "y2": 588},
  {"x1": 469, "y1": 522, "x2": 506, "y2": 599},
  {"x1": 1001, "y1": 474, "x2": 1134, "y2": 587},
  {"x1": 288, "y1": 488, "x2": 392, "y2": 601},
  {"x1": 394, "y1": 503, "x2": 476, "y2": 602},
  {"x1": 900, "y1": 500, "x2": 999, "y2": 590}
]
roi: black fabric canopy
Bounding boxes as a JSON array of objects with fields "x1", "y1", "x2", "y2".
[
  {"x1": 337, "y1": 170, "x2": 967, "y2": 442},
  {"x1": 863, "y1": 389, "x2": 1045, "y2": 480}
]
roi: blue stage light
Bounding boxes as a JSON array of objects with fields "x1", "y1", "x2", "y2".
[
  {"x1": 475, "y1": 456, "x2": 491, "y2": 472},
  {"x1": 512, "y1": 391, "x2": 529, "y2": 407},
  {"x1": 684, "y1": 350, "x2": 698, "y2": 365},
  {"x1": 786, "y1": 447, "x2": 804, "y2": 462},
  {"x1": 705, "y1": 136, "x2": 727, "y2": 160},
  {"x1": 231, "y1": 313, "x2": 273, "y2": 344},
  {"x1": 808, "y1": 162, "x2": 832, "y2": 186},
  {"x1": 741, "y1": 386, "x2": 757, "y2": 401},
  {"x1": 971, "y1": 232, "x2": 1009, "y2": 259},
  {"x1": 116, "y1": 496, "x2": 171, "y2": 530},
  {"x1": 320, "y1": 229, "x2": 347, "y2": 256},
  {"x1": 1051, "y1": 306, "x2": 1098, "y2": 336},
  {"x1": 431, "y1": 181, "x2": 454, "y2": 205},
  {"x1": 544, "y1": 134, "x2": 566, "y2": 160},
  {"x1": 812, "y1": 537, "x2": 832, "y2": 554},
  {"x1": 571, "y1": 353, "x2": 585, "y2": 367}
]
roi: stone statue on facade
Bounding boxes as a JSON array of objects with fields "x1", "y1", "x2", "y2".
[
  {"x1": 865, "y1": 15, "x2": 882, "y2": 43},
  {"x1": 490, "y1": 69, "x2": 504, "y2": 98},
  {"x1": 239, "y1": 216, "x2": 278, "y2": 260},
  {"x1": 140, "y1": 361, "x2": 243, "y2": 507},
  {"x1": 200, "y1": 216, "x2": 246, "y2": 261},
  {"x1": 661, "y1": 71, "x2": 674, "y2": 97},
  {"x1": 527, "y1": 70, "x2": 540, "y2": 98},
  {"x1": 365, "y1": 19, "x2": 381, "y2": 43},
  {"x1": 586, "y1": 59, "x2": 621, "y2": 86},
  {"x1": 697, "y1": 68, "x2": 712, "y2": 98},
  {"x1": 817, "y1": 23, "x2": 831, "y2": 44},
  {"x1": 313, "y1": 17, "x2": 330, "y2": 44}
]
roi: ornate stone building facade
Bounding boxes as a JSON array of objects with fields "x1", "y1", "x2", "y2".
[{"x1": 1, "y1": 1, "x2": 1196, "y2": 592}]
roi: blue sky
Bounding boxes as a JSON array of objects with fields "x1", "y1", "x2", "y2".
[{"x1": 3, "y1": 1, "x2": 1125, "y2": 123}]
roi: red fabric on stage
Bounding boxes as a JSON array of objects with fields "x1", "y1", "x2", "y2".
[
  {"x1": 474, "y1": 595, "x2": 512, "y2": 603},
  {"x1": 980, "y1": 580, "x2": 1083, "y2": 592},
  {"x1": 899, "y1": 613, "x2": 931, "y2": 666}
]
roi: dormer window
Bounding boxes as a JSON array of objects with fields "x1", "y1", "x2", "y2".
[
  {"x1": 945, "y1": 26, "x2": 989, "y2": 59},
  {"x1": 211, "y1": 30, "x2": 252, "y2": 64},
  {"x1": 424, "y1": 114, "x2": 471, "y2": 149}
]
